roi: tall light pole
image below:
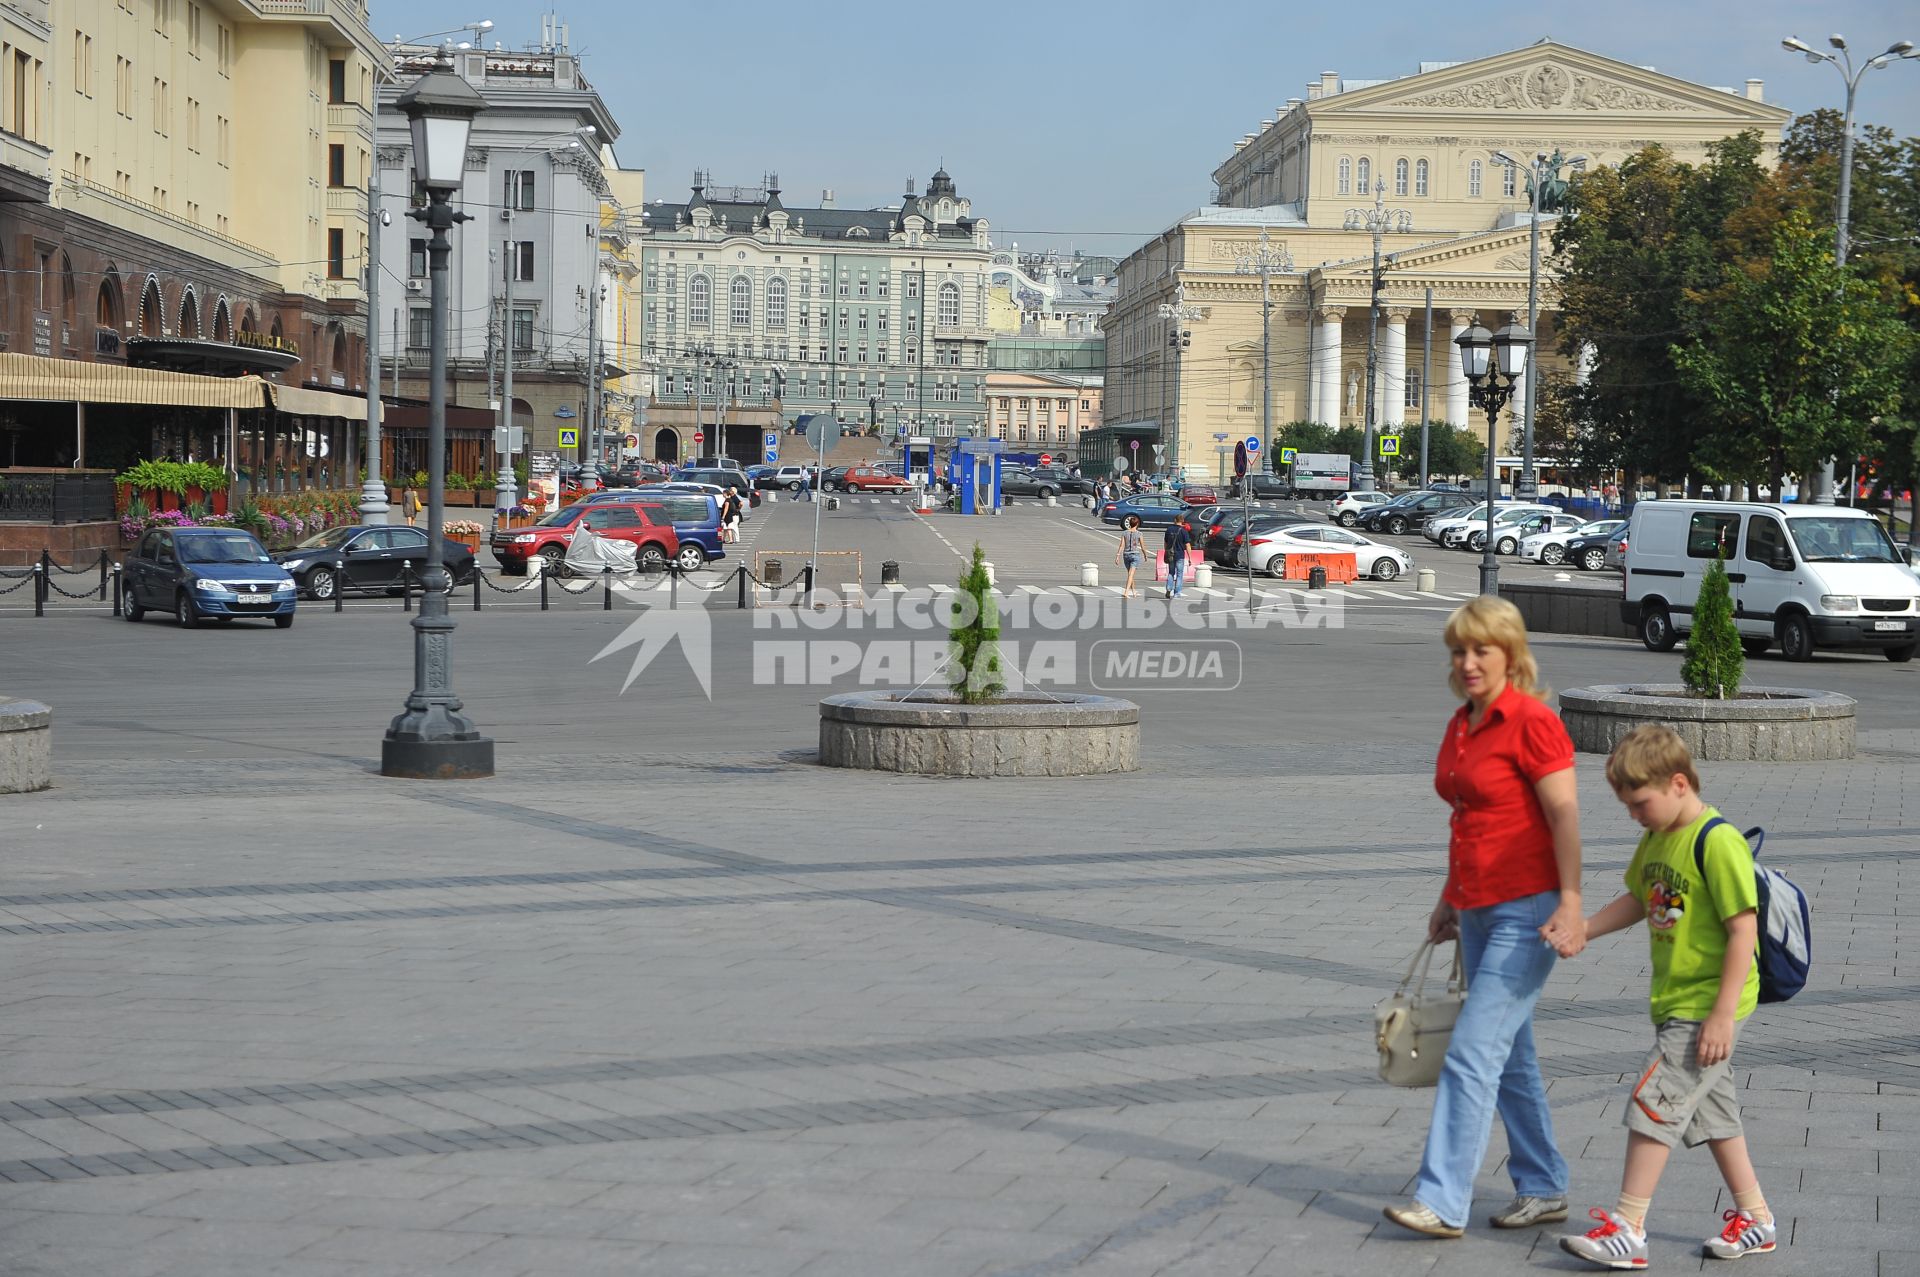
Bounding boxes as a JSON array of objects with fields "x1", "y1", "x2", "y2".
[
  {"x1": 1456, "y1": 319, "x2": 1534, "y2": 598},
  {"x1": 1495, "y1": 149, "x2": 1586, "y2": 500},
  {"x1": 383, "y1": 66, "x2": 493, "y2": 780},
  {"x1": 1344, "y1": 180, "x2": 1414, "y2": 492},
  {"x1": 1156, "y1": 283, "x2": 1202, "y2": 476},
  {"x1": 1780, "y1": 34, "x2": 1915, "y2": 504},
  {"x1": 364, "y1": 20, "x2": 495, "y2": 526},
  {"x1": 1234, "y1": 227, "x2": 1295, "y2": 464}
]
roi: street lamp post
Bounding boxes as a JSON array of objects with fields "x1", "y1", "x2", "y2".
[
  {"x1": 1344, "y1": 181, "x2": 1414, "y2": 493},
  {"x1": 1233, "y1": 227, "x2": 1294, "y2": 470},
  {"x1": 1494, "y1": 149, "x2": 1585, "y2": 500},
  {"x1": 382, "y1": 66, "x2": 494, "y2": 780},
  {"x1": 1780, "y1": 33, "x2": 1915, "y2": 504},
  {"x1": 1155, "y1": 283, "x2": 1202, "y2": 477},
  {"x1": 1455, "y1": 319, "x2": 1534, "y2": 598}
]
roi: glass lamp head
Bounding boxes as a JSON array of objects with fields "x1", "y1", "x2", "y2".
[
  {"x1": 395, "y1": 70, "x2": 487, "y2": 193},
  {"x1": 1454, "y1": 323, "x2": 1493, "y2": 381},
  {"x1": 1492, "y1": 323, "x2": 1534, "y2": 379}
]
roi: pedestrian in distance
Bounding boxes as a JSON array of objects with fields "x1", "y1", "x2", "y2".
[
  {"x1": 1384, "y1": 595, "x2": 1586, "y2": 1241},
  {"x1": 1164, "y1": 514, "x2": 1192, "y2": 599},
  {"x1": 1559, "y1": 724, "x2": 1775, "y2": 1270},
  {"x1": 719, "y1": 486, "x2": 744, "y2": 544},
  {"x1": 1115, "y1": 515, "x2": 1145, "y2": 598},
  {"x1": 402, "y1": 485, "x2": 422, "y2": 527}
]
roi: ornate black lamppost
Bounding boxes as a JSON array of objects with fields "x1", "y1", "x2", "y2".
[{"x1": 1455, "y1": 319, "x2": 1534, "y2": 597}]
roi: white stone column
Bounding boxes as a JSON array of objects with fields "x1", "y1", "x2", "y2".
[
  {"x1": 1316, "y1": 308, "x2": 1344, "y2": 426},
  {"x1": 1303, "y1": 314, "x2": 1318, "y2": 424},
  {"x1": 1576, "y1": 340, "x2": 1596, "y2": 386},
  {"x1": 1383, "y1": 309, "x2": 1408, "y2": 427},
  {"x1": 1446, "y1": 310, "x2": 1473, "y2": 428}
]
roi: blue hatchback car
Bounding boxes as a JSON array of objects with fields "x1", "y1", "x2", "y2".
[
  {"x1": 123, "y1": 526, "x2": 297, "y2": 628},
  {"x1": 585, "y1": 490, "x2": 725, "y2": 568},
  {"x1": 1098, "y1": 493, "x2": 1188, "y2": 526}
]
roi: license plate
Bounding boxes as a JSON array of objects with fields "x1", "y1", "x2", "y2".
[
  {"x1": 1874, "y1": 620, "x2": 1907, "y2": 631},
  {"x1": 233, "y1": 594, "x2": 277, "y2": 606}
]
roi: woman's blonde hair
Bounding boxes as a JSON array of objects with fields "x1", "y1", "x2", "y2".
[{"x1": 1443, "y1": 595, "x2": 1546, "y2": 700}]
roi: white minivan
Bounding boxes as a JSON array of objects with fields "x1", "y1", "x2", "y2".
[{"x1": 1621, "y1": 500, "x2": 1919, "y2": 662}]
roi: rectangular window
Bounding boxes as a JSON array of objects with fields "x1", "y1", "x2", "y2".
[
  {"x1": 114, "y1": 56, "x2": 131, "y2": 116},
  {"x1": 407, "y1": 307, "x2": 431, "y2": 348},
  {"x1": 905, "y1": 275, "x2": 919, "y2": 299},
  {"x1": 73, "y1": 33, "x2": 91, "y2": 95},
  {"x1": 407, "y1": 238, "x2": 426, "y2": 278},
  {"x1": 512, "y1": 308, "x2": 534, "y2": 351},
  {"x1": 1687, "y1": 511, "x2": 1740, "y2": 559},
  {"x1": 216, "y1": 114, "x2": 229, "y2": 166},
  {"x1": 327, "y1": 58, "x2": 346, "y2": 104},
  {"x1": 216, "y1": 24, "x2": 230, "y2": 76},
  {"x1": 152, "y1": 78, "x2": 169, "y2": 134},
  {"x1": 513, "y1": 241, "x2": 534, "y2": 282},
  {"x1": 327, "y1": 144, "x2": 345, "y2": 187},
  {"x1": 506, "y1": 169, "x2": 534, "y2": 211},
  {"x1": 326, "y1": 229, "x2": 345, "y2": 279},
  {"x1": 877, "y1": 274, "x2": 889, "y2": 298},
  {"x1": 1403, "y1": 370, "x2": 1422, "y2": 411},
  {"x1": 1502, "y1": 164, "x2": 1517, "y2": 198},
  {"x1": 187, "y1": 4, "x2": 200, "y2": 53},
  {"x1": 153, "y1": 0, "x2": 170, "y2": 31},
  {"x1": 857, "y1": 277, "x2": 869, "y2": 298},
  {"x1": 1745, "y1": 515, "x2": 1789, "y2": 565},
  {"x1": 186, "y1": 97, "x2": 199, "y2": 151}
]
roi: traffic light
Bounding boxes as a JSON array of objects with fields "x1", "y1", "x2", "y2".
[
  {"x1": 1167, "y1": 330, "x2": 1179, "y2": 350},
  {"x1": 1180, "y1": 329, "x2": 1192, "y2": 350}
]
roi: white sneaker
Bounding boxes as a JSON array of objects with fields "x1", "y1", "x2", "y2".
[
  {"x1": 1560, "y1": 1209, "x2": 1647, "y2": 1270},
  {"x1": 1704, "y1": 1209, "x2": 1777, "y2": 1260}
]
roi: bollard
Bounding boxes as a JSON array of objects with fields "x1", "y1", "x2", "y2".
[
  {"x1": 111, "y1": 564, "x2": 123, "y2": 617},
  {"x1": 1194, "y1": 562, "x2": 1214, "y2": 589},
  {"x1": 1043, "y1": 493, "x2": 1056, "y2": 507},
  {"x1": 803, "y1": 563, "x2": 815, "y2": 595},
  {"x1": 603, "y1": 566, "x2": 613, "y2": 610},
  {"x1": 1080, "y1": 562, "x2": 1099, "y2": 588},
  {"x1": 401, "y1": 563, "x2": 413, "y2": 612},
  {"x1": 33, "y1": 561, "x2": 44, "y2": 618},
  {"x1": 97, "y1": 550, "x2": 110, "y2": 601},
  {"x1": 473, "y1": 566, "x2": 482, "y2": 611},
  {"x1": 880, "y1": 560, "x2": 900, "y2": 585},
  {"x1": 539, "y1": 559, "x2": 550, "y2": 610},
  {"x1": 736, "y1": 563, "x2": 748, "y2": 609},
  {"x1": 334, "y1": 558, "x2": 345, "y2": 612},
  {"x1": 1308, "y1": 565, "x2": 1327, "y2": 590},
  {"x1": 669, "y1": 566, "x2": 678, "y2": 609},
  {"x1": 1416, "y1": 567, "x2": 1436, "y2": 593}
]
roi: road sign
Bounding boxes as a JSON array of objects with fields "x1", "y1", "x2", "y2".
[
  {"x1": 1233, "y1": 441, "x2": 1248, "y2": 478},
  {"x1": 623, "y1": 433, "x2": 639, "y2": 450},
  {"x1": 693, "y1": 431, "x2": 705, "y2": 445},
  {"x1": 804, "y1": 415, "x2": 841, "y2": 454},
  {"x1": 1039, "y1": 453, "x2": 1052, "y2": 466},
  {"x1": 1128, "y1": 439, "x2": 1140, "y2": 452},
  {"x1": 557, "y1": 427, "x2": 579, "y2": 449},
  {"x1": 764, "y1": 432, "x2": 778, "y2": 447},
  {"x1": 1111, "y1": 457, "x2": 1129, "y2": 474},
  {"x1": 1380, "y1": 435, "x2": 1401, "y2": 456},
  {"x1": 1280, "y1": 447, "x2": 1298, "y2": 464},
  {"x1": 764, "y1": 449, "x2": 779, "y2": 465},
  {"x1": 492, "y1": 426, "x2": 524, "y2": 454},
  {"x1": 1244, "y1": 437, "x2": 1261, "y2": 454}
]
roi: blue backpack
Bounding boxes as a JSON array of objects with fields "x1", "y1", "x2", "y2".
[{"x1": 1692, "y1": 818, "x2": 1810, "y2": 1004}]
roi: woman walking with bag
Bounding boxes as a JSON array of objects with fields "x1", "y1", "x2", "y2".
[
  {"x1": 1384, "y1": 595, "x2": 1587, "y2": 1240},
  {"x1": 1114, "y1": 515, "x2": 1145, "y2": 598}
]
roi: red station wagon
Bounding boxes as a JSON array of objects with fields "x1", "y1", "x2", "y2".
[{"x1": 490, "y1": 503, "x2": 678, "y2": 576}]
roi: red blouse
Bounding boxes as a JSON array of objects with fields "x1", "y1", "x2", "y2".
[{"x1": 1434, "y1": 682, "x2": 1575, "y2": 910}]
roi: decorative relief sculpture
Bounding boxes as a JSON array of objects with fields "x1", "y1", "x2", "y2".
[
  {"x1": 1527, "y1": 65, "x2": 1571, "y2": 109},
  {"x1": 1395, "y1": 67, "x2": 1697, "y2": 114},
  {"x1": 1569, "y1": 75, "x2": 1695, "y2": 112}
]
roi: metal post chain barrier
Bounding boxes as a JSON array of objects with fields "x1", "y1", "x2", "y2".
[
  {"x1": 602, "y1": 567, "x2": 613, "y2": 610},
  {"x1": 540, "y1": 565, "x2": 549, "y2": 610},
  {"x1": 111, "y1": 565, "x2": 123, "y2": 618},
  {"x1": 34, "y1": 562, "x2": 44, "y2": 617},
  {"x1": 42, "y1": 573, "x2": 104, "y2": 600},
  {"x1": 474, "y1": 568, "x2": 546, "y2": 595},
  {"x1": 401, "y1": 562, "x2": 413, "y2": 613},
  {"x1": 97, "y1": 550, "x2": 110, "y2": 600},
  {"x1": 0, "y1": 569, "x2": 37, "y2": 601},
  {"x1": 334, "y1": 558, "x2": 345, "y2": 613},
  {"x1": 473, "y1": 568, "x2": 482, "y2": 612},
  {"x1": 737, "y1": 563, "x2": 747, "y2": 609}
]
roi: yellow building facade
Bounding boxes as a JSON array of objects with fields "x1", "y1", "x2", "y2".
[{"x1": 1105, "y1": 42, "x2": 1790, "y2": 474}]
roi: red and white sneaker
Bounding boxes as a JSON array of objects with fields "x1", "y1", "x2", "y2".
[
  {"x1": 1559, "y1": 1208, "x2": 1649, "y2": 1270},
  {"x1": 1705, "y1": 1209, "x2": 1777, "y2": 1260}
]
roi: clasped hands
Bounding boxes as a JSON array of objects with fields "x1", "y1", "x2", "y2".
[{"x1": 1427, "y1": 898, "x2": 1587, "y2": 959}]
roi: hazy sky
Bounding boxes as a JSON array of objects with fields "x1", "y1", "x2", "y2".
[{"x1": 373, "y1": 0, "x2": 1920, "y2": 255}]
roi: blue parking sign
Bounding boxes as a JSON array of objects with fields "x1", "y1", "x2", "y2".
[
  {"x1": 763, "y1": 432, "x2": 778, "y2": 447},
  {"x1": 764, "y1": 449, "x2": 779, "y2": 464}
]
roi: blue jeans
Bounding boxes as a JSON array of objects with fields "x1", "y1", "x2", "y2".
[
  {"x1": 1412, "y1": 889, "x2": 1568, "y2": 1227},
  {"x1": 1168, "y1": 554, "x2": 1186, "y2": 595}
]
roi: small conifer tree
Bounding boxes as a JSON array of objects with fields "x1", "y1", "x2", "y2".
[
  {"x1": 948, "y1": 543, "x2": 1005, "y2": 704},
  {"x1": 1681, "y1": 555, "x2": 1744, "y2": 699}
]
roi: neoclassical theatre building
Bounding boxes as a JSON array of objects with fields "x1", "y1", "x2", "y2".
[{"x1": 1103, "y1": 41, "x2": 1790, "y2": 473}]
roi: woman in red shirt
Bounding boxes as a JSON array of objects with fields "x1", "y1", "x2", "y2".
[{"x1": 1385, "y1": 595, "x2": 1587, "y2": 1240}]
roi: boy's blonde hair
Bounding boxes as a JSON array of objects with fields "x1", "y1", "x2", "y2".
[
  {"x1": 1605, "y1": 724, "x2": 1703, "y2": 794},
  {"x1": 1442, "y1": 595, "x2": 1545, "y2": 700}
]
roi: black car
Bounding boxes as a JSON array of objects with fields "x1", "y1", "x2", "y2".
[
  {"x1": 1001, "y1": 467, "x2": 1091, "y2": 499},
  {"x1": 1562, "y1": 528, "x2": 1619, "y2": 572},
  {"x1": 272, "y1": 525, "x2": 476, "y2": 600},
  {"x1": 1227, "y1": 473, "x2": 1294, "y2": 500},
  {"x1": 124, "y1": 526, "x2": 296, "y2": 628},
  {"x1": 819, "y1": 465, "x2": 853, "y2": 492},
  {"x1": 1028, "y1": 466, "x2": 1096, "y2": 495},
  {"x1": 1200, "y1": 508, "x2": 1254, "y2": 563},
  {"x1": 1361, "y1": 490, "x2": 1472, "y2": 536}
]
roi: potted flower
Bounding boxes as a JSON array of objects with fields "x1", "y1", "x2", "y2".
[
  {"x1": 443, "y1": 518, "x2": 485, "y2": 551},
  {"x1": 444, "y1": 471, "x2": 473, "y2": 506}
]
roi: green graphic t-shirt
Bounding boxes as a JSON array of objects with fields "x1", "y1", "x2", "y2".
[{"x1": 1623, "y1": 807, "x2": 1760, "y2": 1024}]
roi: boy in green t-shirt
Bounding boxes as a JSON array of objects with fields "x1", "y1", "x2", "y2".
[{"x1": 1560, "y1": 725, "x2": 1772, "y2": 1270}]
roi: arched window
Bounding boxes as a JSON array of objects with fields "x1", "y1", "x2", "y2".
[
  {"x1": 1337, "y1": 157, "x2": 1351, "y2": 195},
  {"x1": 213, "y1": 297, "x2": 232, "y2": 343},
  {"x1": 766, "y1": 277, "x2": 787, "y2": 329},
  {"x1": 1414, "y1": 159, "x2": 1429, "y2": 197},
  {"x1": 689, "y1": 274, "x2": 711, "y2": 327},
  {"x1": 937, "y1": 281, "x2": 960, "y2": 329},
  {"x1": 239, "y1": 307, "x2": 257, "y2": 335},
  {"x1": 729, "y1": 276, "x2": 751, "y2": 328},
  {"x1": 1468, "y1": 159, "x2": 1483, "y2": 198},
  {"x1": 1394, "y1": 158, "x2": 1409, "y2": 197},
  {"x1": 1356, "y1": 157, "x2": 1371, "y2": 193},
  {"x1": 96, "y1": 279, "x2": 121, "y2": 330},
  {"x1": 179, "y1": 288, "x2": 199, "y2": 340},
  {"x1": 139, "y1": 278, "x2": 164, "y2": 337}
]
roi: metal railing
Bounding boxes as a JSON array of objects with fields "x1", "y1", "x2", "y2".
[{"x1": 0, "y1": 473, "x2": 118, "y2": 524}]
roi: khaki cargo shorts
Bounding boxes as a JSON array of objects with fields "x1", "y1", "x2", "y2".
[{"x1": 1623, "y1": 1017, "x2": 1746, "y2": 1149}]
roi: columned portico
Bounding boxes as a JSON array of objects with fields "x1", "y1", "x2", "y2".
[
  {"x1": 1315, "y1": 307, "x2": 1344, "y2": 427},
  {"x1": 1383, "y1": 310, "x2": 1409, "y2": 427},
  {"x1": 1446, "y1": 311, "x2": 1473, "y2": 428}
]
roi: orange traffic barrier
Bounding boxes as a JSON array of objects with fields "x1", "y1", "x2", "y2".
[{"x1": 1272, "y1": 551, "x2": 1358, "y2": 583}]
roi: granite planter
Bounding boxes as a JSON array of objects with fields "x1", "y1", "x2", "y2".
[
  {"x1": 0, "y1": 696, "x2": 52, "y2": 793},
  {"x1": 1559, "y1": 684, "x2": 1856, "y2": 761},
  {"x1": 819, "y1": 691, "x2": 1140, "y2": 777}
]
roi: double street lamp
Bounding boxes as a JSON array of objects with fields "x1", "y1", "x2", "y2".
[
  {"x1": 1344, "y1": 180, "x2": 1415, "y2": 493},
  {"x1": 1493, "y1": 148, "x2": 1585, "y2": 500},
  {"x1": 1780, "y1": 33, "x2": 1915, "y2": 505},
  {"x1": 1454, "y1": 319, "x2": 1534, "y2": 598},
  {"x1": 381, "y1": 66, "x2": 494, "y2": 780}
]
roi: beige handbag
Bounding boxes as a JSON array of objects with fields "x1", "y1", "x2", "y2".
[{"x1": 1374, "y1": 940, "x2": 1469, "y2": 1087}]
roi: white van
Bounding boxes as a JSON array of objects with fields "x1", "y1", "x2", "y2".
[{"x1": 1621, "y1": 500, "x2": 1918, "y2": 662}]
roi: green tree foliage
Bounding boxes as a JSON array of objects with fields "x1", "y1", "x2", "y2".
[
  {"x1": 948, "y1": 543, "x2": 1005, "y2": 704},
  {"x1": 1681, "y1": 556, "x2": 1743, "y2": 700},
  {"x1": 1671, "y1": 211, "x2": 1914, "y2": 492},
  {"x1": 1393, "y1": 423, "x2": 1486, "y2": 482}
]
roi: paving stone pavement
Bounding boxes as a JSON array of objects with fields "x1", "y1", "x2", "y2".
[{"x1": 3, "y1": 501, "x2": 1917, "y2": 1276}]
